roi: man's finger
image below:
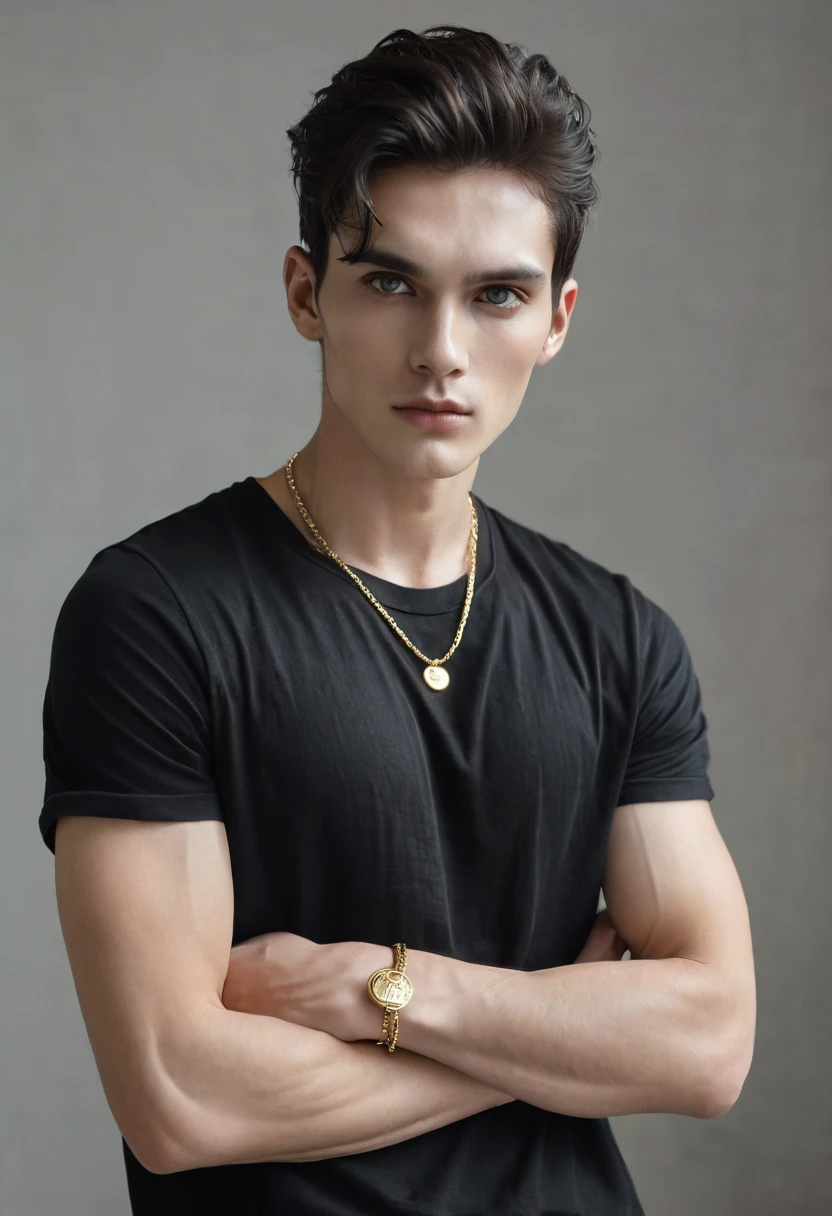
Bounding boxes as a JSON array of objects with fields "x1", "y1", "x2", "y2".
[{"x1": 574, "y1": 910, "x2": 630, "y2": 963}]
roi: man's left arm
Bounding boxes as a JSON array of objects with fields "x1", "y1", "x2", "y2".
[{"x1": 392, "y1": 796, "x2": 756, "y2": 1120}]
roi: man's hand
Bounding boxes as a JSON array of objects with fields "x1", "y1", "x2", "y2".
[
  {"x1": 575, "y1": 909, "x2": 632, "y2": 964},
  {"x1": 221, "y1": 930, "x2": 390, "y2": 1042}
]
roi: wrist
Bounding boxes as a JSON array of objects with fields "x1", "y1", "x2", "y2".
[
  {"x1": 380, "y1": 947, "x2": 459, "y2": 1053},
  {"x1": 343, "y1": 941, "x2": 396, "y2": 1042}
]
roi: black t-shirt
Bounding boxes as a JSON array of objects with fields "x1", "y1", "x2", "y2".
[{"x1": 39, "y1": 474, "x2": 715, "y2": 1216}]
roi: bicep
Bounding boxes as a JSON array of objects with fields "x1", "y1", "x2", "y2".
[
  {"x1": 601, "y1": 799, "x2": 756, "y2": 1060},
  {"x1": 601, "y1": 799, "x2": 749, "y2": 966},
  {"x1": 54, "y1": 814, "x2": 234, "y2": 1173}
]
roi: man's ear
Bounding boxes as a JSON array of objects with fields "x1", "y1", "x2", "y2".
[
  {"x1": 284, "y1": 245, "x2": 323, "y2": 342},
  {"x1": 536, "y1": 279, "x2": 578, "y2": 368}
]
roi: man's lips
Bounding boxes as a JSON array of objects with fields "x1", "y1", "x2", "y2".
[
  {"x1": 393, "y1": 397, "x2": 472, "y2": 414},
  {"x1": 392, "y1": 404, "x2": 472, "y2": 431}
]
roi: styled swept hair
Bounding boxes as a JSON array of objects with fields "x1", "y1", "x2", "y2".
[{"x1": 286, "y1": 24, "x2": 600, "y2": 309}]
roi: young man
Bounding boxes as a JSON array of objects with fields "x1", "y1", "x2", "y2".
[{"x1": 39, "y1": 24, "x2": 755, "y2": 1216}]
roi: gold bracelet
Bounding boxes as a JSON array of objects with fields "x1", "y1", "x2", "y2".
[{"x1": 366, "y1": 942, "x2": 413, "y2": 1052}]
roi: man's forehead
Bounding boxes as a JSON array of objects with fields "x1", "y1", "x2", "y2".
[
  {"x1": 334, "y1": 168, "x2": 554, "y2": 282},
  {"x1": 360, "y1": 165, "x2": 552, "y2": 248}
]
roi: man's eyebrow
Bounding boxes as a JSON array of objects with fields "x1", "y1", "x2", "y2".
[{"x1": 349, "y1": 247, "x2": 549, "y2": 286}]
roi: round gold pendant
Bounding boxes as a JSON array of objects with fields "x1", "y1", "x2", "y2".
[
  {"x1": 367, "y1": 967, "x2": 414, "y2": 1010},
  {"x1": 423, "y1": 664, "x2": 450, "y2": 691}
]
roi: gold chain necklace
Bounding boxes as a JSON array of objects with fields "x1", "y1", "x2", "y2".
[{"x1": 283, "y1": 452, "x2": 478, "y2": 692}]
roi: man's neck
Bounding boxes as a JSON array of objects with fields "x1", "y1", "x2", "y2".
[{"x1": 256, "y1": 437, "x2": 477, "y2": 590}]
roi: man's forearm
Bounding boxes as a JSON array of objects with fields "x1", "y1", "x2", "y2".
[
  {"x1": 156, "y1": 1002, "x2": 515, "y2": 1174},
  {"x1": 397, "y1": 950, "x2": 737, "y2": 1120}
]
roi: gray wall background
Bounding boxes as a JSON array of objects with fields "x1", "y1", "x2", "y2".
[{"x1": 3, "y1": 2, "x2": 830, "y2": 1212}]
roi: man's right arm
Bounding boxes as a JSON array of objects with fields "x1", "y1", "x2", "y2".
[{"x1": 53, "y1": 813, "x2": 515, "y2": 1176}]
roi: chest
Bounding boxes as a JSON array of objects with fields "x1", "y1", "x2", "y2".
[{"x1": 207, "y1": 578, "x2": 632, "y2": 961}]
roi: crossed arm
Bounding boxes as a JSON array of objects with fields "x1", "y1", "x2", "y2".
[{"x1": 54, "y1": 798, "x2": 755, "y2": 1175}]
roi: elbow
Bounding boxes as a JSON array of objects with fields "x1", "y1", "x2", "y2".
[
  {"x1": 113, "y1": 1063, "x2": 213, "y2": 1176},
  {"x1": 132, "y1": 1090, "x2": 217, "y2": 1176},
  {"x1": 698, "y1": 1059, "x2": 753, "y2": 1121},
  {"x1": 697, "y1": 1075, "x2": 743, "y2": 1121},
  {"x1": 137, "y1": 1145, "x2": 184, "y2": 1178},
  {"x1": 125, "y1": 1117, "x2": 210, "y2": 1176},
  {"x1": 119, "y1": 1110, "x2": 204, "y2": 1177},
  {"x1": 148, "y1": 1145, "x2": 204, "y2": 1177},
  {"x1": 698, "y1": 1073, "x2": 747, "y2": 1120},
  {"x1": 694, "y1": 1021, "x2": 756, "y2": 1120},
  {"x1": 119, "y1": 1125, "x2": 186, "y2": 1177},
  {"x1": 129, "y1": 1008, "x2": 232, "y2": 1174},
  {"x1": 685, "y1": 962, "x2": 756, "y2": 1120}
]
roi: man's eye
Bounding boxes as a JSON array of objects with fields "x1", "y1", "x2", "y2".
[
  {"x1": 366, "y1": 275, "x2": 410, "y2": 296},
  {"x1": 362, "y1": 275, "x2": 525, "y2": 310},
  {"x1": 481, "y1": 285, "x2": 523, "y2": 310}
]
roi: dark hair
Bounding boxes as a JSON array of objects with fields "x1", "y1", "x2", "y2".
[{"x1": 285, "y1": 24, "x2": 599, "y2": 310}]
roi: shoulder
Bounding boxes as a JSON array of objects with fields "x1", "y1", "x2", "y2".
[
  {"x1": 51, "y1": 480, "x2": 250, "y2": 673},
  {"x1": 106, "y1": 479, "x2": 246, "y2": 590},
  {"x1": 481, "y1": 499, "x2": 706, "y2": 720},
  {"x1": 481, "y1": 498, "x2": 660, "y2": 634},
  {"x1": 480, "y1": 498, "x2": 698, "y2": 682},
  {"x1": 61, "y1": 479, "x2": 247, "y2": 617}
]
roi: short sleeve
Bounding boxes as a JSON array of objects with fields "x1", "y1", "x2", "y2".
[
  {"x1": 616, "y1": 592, "x2": 715, "y2": 806},
  {"x1": 39, "y1": 545, "x2": 223, "y2": 855}
]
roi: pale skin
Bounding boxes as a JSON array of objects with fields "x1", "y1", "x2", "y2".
[
  {"x1": 257, "y1": 162, "x2": 575, "y2": 588},
  {"x1": 52, "y1": 164, "x2": 756, "y2": 1175},
  {"x1": 219, "y1": 798, "x2": 756, "y2": 1127}
]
